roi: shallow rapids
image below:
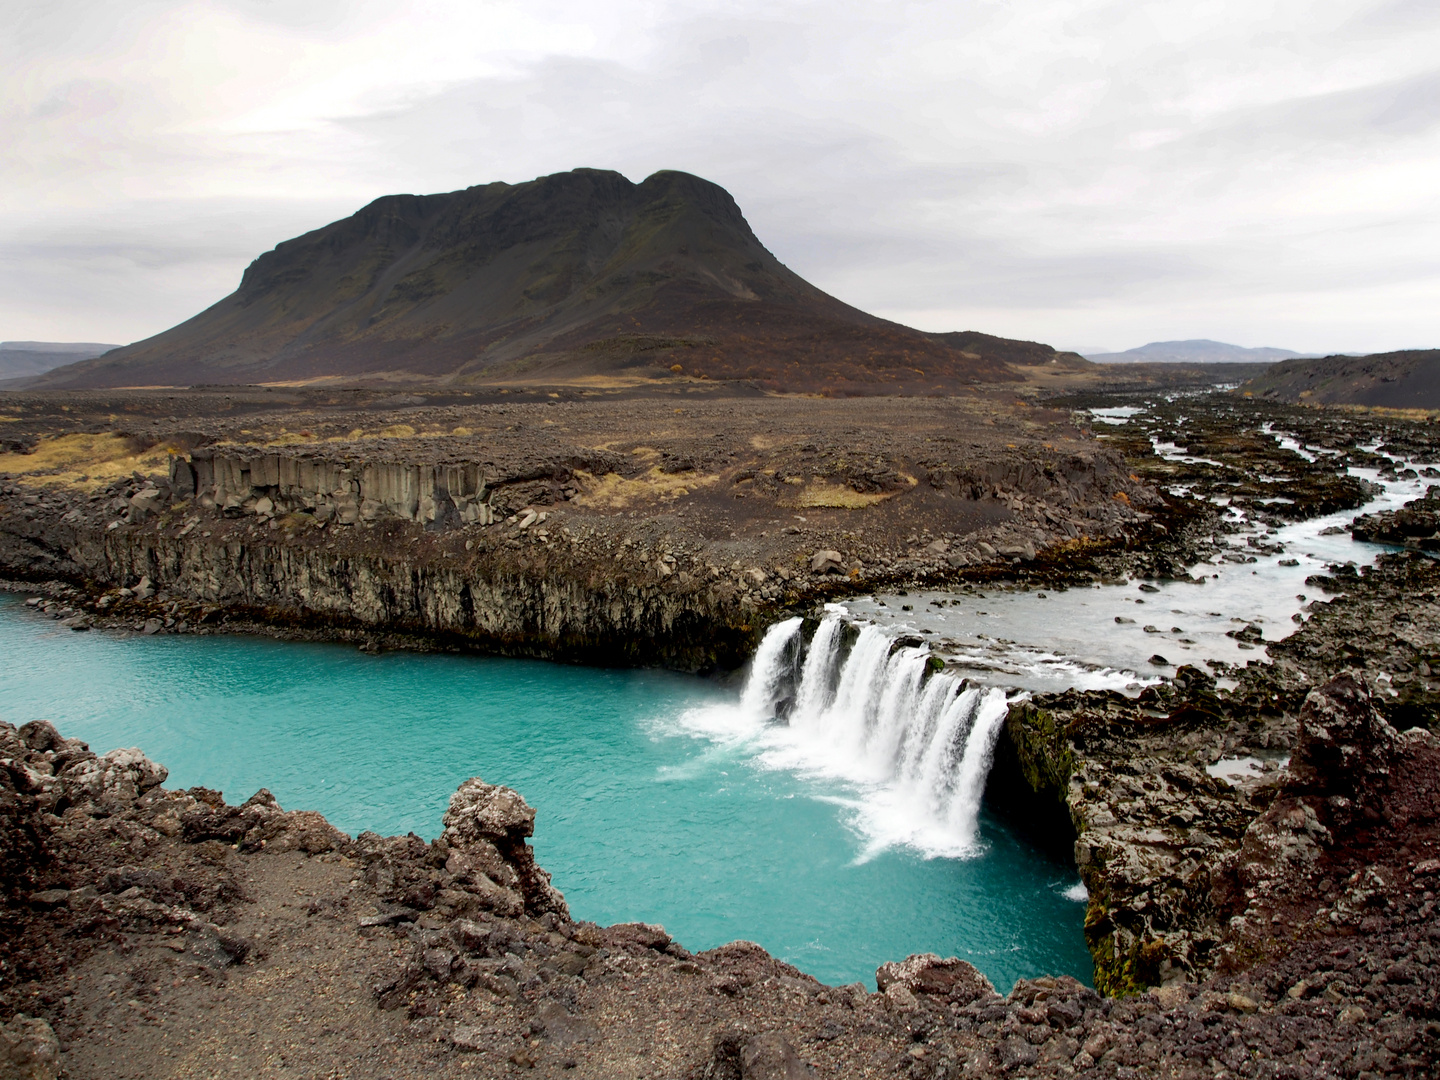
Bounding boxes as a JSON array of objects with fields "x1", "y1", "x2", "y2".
[{"x1": 848, "y1": 417, "x2": 1439, "y2": 694}]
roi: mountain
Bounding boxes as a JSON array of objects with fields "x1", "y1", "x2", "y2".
[
  {"x1": 1086, "y1": 340, "x2": 1313, "y2": 364},
  {"x1": 34, "y1": 168, "x2": 1085, "y2": 394},
  {"x1": 0, "y1": 341, "x2": 119, "y2": 380},
  {"x1": 1241, "y1": 349, "x2": 1440, "y2": 409}
]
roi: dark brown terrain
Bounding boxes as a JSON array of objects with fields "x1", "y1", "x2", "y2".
[
  {"x1": 1240, "y1": 350, "x2": 1440, "y2": 410},
  {"x1": 4, "y1": 383, "x2": 1440, "y2": 1077},
  {"x1": 32, "y1": 169, "x2": 1090, "y2": 396}
]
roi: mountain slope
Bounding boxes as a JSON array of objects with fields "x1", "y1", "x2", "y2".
[
  {"x1": 37, "y1": 169, "x2": 1069, "y2": 394},
  {"x1": 1242, "y1": 349, "x2": 1440, "y2": 408},
  {"x1": 1086, "y1": 340, "x2": 1311, "y2": 364},
  {"x1": 0, "y1": 342, "x2": 118, "y2": 380}
]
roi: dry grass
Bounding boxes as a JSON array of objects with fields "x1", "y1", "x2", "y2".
[
  {"x1": 783, "y1": 482, "x2": 898, "y2": 509},
  {"x1": 571, "y1": 467, "x2": 720, "y2": 509},
  {"x1": 266, "y1": 431, "x2": 322, "y2": 446},
  {"x1": 0, "y1": 433, "x2": 174, "y2": 490}
]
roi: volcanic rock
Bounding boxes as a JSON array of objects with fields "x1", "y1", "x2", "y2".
[{"x1": 34, "y1": 168, "x2": 1080, "y2": 394}]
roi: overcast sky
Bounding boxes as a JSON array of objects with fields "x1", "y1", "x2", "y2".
[{"x1": 3, "y1": 0, "x2": 1438, "y2": 354}]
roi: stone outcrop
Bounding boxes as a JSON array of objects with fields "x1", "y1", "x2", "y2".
[
  {"x1": 1003, "y1": 662, "x2": 1440, "y2": 1003},
  {"x1": 179, "y1": 447, "x2": 495, "y2": 527},
  {"x1": 440, "y1": 778, "x2": 568, "y2": 920},
  {"x1": 1216, "y1": 673, "x2": 1440, "y2": 967},
  {"x1": 1350, "y1": 483, "x2": 1440, "y2": 551},
  {"x1": 1003, "y1": 676, "x2": 1257, "y2": 995}
]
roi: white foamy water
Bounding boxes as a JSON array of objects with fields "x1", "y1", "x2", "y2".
[
  {"x1": 667, "y1": 413, "x2": 1436, "y2": 867},
  {"x1": 674, "y1": 612, "x2": 1013, "y2": 860}
]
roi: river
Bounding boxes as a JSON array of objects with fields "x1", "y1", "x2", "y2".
[{"x1": 0, "y1": 404, "x2": 1428, "y2": 990}]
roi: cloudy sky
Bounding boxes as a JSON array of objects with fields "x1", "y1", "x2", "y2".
[{"x1": 3, "y1": 0, "x2": 1438, "y2": 354}]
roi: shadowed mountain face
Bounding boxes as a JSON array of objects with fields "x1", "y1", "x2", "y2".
[
  {"x1": 37, "y1": 169, "x2": 1082, "y2": 394},
  {"x1": 1243, "y1": 350, "x2": 1440, "y2": 409}
]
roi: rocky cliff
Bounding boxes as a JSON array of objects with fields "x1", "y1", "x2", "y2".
[
  {"x1": 1000, "y1": 552, "x2": 1440, "y2": 1001},
  {"x1": 4, "y1": 715, "x2": 1437, "y2": 1078}
]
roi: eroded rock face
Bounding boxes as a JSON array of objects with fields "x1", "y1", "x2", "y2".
[
  {"x1": 441, "y1": 778, "x2": 568, "y2": 920},
  {"x1": 1006, "y1": 663, "x2": 1440, "y2": 1000},
  {"x1": 1003, "y1": 676, "x2": 1258, "y2": 995},
  {"x1": 183, "y1": 448, "x2": 496, "y2": 528}
]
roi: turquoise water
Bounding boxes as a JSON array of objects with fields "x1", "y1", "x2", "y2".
[{"x1": 0, "y1": 594, "x2": 1089, "y2": 990}]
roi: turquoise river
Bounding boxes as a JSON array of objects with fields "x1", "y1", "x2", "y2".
[{"x1": 0, "y1": 593, "x2": 1090, "y2": 991}]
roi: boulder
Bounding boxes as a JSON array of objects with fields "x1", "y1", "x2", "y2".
[
  {"x1": 16, "y1": 721, "x2": 61, "y2": 753},
  {"x1": 127, "y1": 487, "x2": 164, "y2": 523},
  {"x1": 443, "y1": 778, "x2": 537, "y2": 846},
  {"x1": 61, "y1": 747, "x2": 168, "y2": 805},
  {"x1": 704, "y1": 1028, "x2": 814, "y2": 1080},
  {"x1": 875, "y1": 953, "x2": 996, "y2": 1004},
  {"x1": 0, "y1": 1014, "x2": 60, "y2": 1080},
  {"x1": 809, "y1": 550, "x2": 844, "y2": 574}
]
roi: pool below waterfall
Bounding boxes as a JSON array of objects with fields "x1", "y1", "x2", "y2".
[{"x1": 0, "y1": 594, "x2": 1091, "y2": 990}]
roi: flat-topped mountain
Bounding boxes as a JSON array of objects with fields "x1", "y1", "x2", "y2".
[
  {"x1": 36, "y1": 169, "x2": 1085, "y2": 393},
  {"x1": 1242, "y1": 349, "x2": 1440, "y2": 408},
  {"x1": 1085, "y1": 339, "x2": 1313, "y2": 364},
  {"x1": 0, "y1": 341, "x2": 118, "y2": 381}
]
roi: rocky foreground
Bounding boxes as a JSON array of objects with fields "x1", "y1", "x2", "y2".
[{"x1": 3, "y1": 652, "x2": 1438, "y2": 1079}]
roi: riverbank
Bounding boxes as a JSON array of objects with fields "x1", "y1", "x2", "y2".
[
  {"x1": 2, "y1": 666, "x2": 1436, "y2": 1078},
  {"x1": 0, "y1": 388, "x2": 1421, "y2": 667},
  {"x1": 0, "y1": 389, "x2": 1163, "y2": 669}
]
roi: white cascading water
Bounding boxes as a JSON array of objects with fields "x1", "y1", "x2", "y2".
[{"x1": 682, "y1": 610, "x2": 1011, "y2": 859}]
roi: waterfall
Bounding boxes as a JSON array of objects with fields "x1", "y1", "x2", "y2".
[
  {"x1": 727, "y1": 612, "x2": 1012, "y2": 858},
  {"x1": 738, "y1": 616, "x2": 803, "y2": 719}
]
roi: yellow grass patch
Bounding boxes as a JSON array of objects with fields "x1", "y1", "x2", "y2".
[
  {"x1": 780, "y1": 473, "x2": 916, "y2": 510},
  {"x1": 571, "y1": 467, "x2": 719, "y2": 509},
  {"x1": 784, "y1": 483, "x2": 895, "y2": 509},
  {"x1": 0, "y1": 433, "x2": 175, "y2": 491},
  {"x1": 266, "y1": 430, "x2": 321, "y2": 446}
]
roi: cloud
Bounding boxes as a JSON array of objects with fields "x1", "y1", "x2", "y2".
[{"x1": 2, "y1": 0, "x2": 1438, "y2": 352}]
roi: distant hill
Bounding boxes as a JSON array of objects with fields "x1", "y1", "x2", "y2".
[
  {"x1": 0, "y1": 341, "x2": 118, "y2": 380},
  {"x1": 33, "y1": 168, "x2": 1083, "y2": 395},
  {"x1": 1086, "y1": 340, "x2": 1313, "y2": 364},
  {"x1": 1241, "y1": 349, "x2": 1440, "y2": 409}
]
